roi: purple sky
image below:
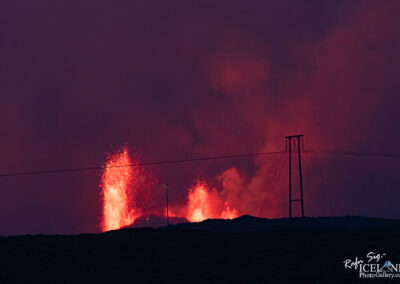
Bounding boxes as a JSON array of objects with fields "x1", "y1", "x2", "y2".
[{"x1": 1, "y1": 0, "x2": 400, "y2": 235}]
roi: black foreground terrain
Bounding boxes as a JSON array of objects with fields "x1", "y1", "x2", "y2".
[{"x1": 1, "y1": 216, "x2": 399, "y2": 283}]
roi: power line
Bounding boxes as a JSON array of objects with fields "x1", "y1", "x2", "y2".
[
  {"x1": 302, "y1": 155, "x2": 334, "y2": 215},
  {"x1": 257, "y1": 153, "x2": 284, "y2": 216},
  {"x1": 257, "y1": 153, "x2": 286, "y2": 216},
  {"x1": 1, "y1": 149, "x2": 398, "y2": 178},
  {"x1": 310, "y1": 151, "x2": 400, "y2": 158},
  {"x1": 0, "y1": 151, "x2": 285, "y2": 177}
]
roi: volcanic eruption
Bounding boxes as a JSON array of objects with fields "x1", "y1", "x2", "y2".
[{"x1": 100, "y1": 146, "x2": 242, "y2": 230}]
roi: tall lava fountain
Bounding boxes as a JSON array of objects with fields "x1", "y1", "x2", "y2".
[{"x1": 100, "y1": 147, "x2": 137, "y2": 231}]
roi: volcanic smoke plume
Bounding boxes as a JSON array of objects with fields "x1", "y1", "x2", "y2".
[{"x1": 100, "y1": 147, "x2": 137, "y2": 232}]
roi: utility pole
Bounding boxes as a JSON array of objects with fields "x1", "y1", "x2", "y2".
[
  {"x1": 163, "y1": 184, "x2": 170, "y2": 226},
  {"x1": 285, "y1": 134, "x2": 304, "y2": 218}
]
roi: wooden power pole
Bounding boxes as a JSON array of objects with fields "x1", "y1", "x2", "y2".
[{"x1": 285, "y1": 134, "x2": 305, "y2": 218}]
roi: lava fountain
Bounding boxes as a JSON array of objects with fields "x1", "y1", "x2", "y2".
[
  {"x1": 186, "y1": 182, "x2": 213, "y2": 222},
  {"x1": 185, "y1": 181, "x2": 239, "y2": 222},
  {"x1": 100, "y1": 147, "x2": 137, "y2": 231}
]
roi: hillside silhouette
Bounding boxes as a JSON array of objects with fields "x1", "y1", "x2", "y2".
[{"x1": 1, "y1": 216, "x2": 400, "y2": 283}]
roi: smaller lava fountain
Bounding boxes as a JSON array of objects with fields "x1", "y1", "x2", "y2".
[{"x1": 185, "y1": 181, "x2": 239, "y2": 222}]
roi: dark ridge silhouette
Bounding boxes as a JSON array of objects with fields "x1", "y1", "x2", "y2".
[
  {"x1": 161, "y1": 215, "x2": 400, "y2": 232},
  {"x1": 2, "y1": 216, "x2": 400, "y2": 283},
  {"x1": 122, "y1": 215, "x2": 188, "y2": 229}
]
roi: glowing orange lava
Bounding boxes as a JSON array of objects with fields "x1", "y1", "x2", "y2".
[
  {"x1": 185, "y1": 181, "x2": 239, "y2": 222},
  {"x1": 186, "y1": 182, "x2": 213, "y2": 222},
  {"x1": 100, "y1": 147, "x2": 137, "y2": 231},
  {"x1": 221, "y1": 204, "x2": 239, "y2": 219}
]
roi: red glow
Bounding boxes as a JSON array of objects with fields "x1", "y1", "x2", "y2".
[{"x1": 100, "y1": 147, "x2": 137, "y2": 231}]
